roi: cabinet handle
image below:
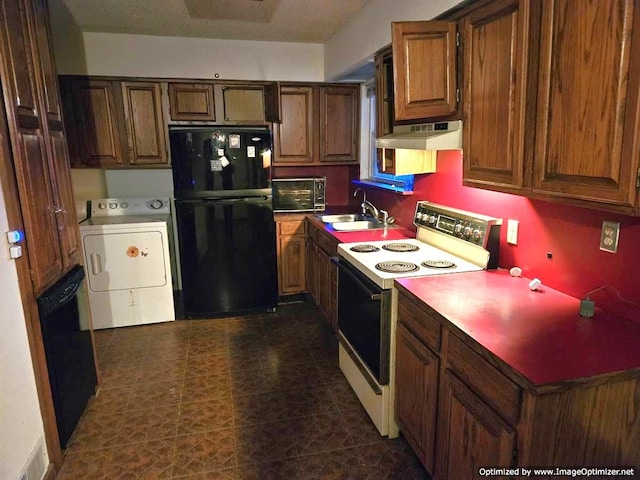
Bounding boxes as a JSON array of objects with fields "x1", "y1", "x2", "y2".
[{"x1": 90, "y1": 253, "x2": 102, "y2": 275}]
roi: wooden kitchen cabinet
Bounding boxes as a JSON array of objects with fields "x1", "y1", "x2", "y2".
[
  {"x1": 459, "y1": 0, "x2": 640, "y2": 214},
  {"x1": 121, "y1": 81, "x2": 168, "y2": 165},
  {"x1": 305, "y1": 218, "x2": 338, "y2": 331},
  {"x1": 0, "y1": 0, "x2": 81, "y2": 293},
  {"x1": 275, "y1": 216, "x2": 306, "y2": 295},
  {"x1": 318, "y1": 86, "x2": 359, "y2": 163},
  {"x1": 462, "y1": 0, "x2": 530, "y2": 191},
  {"x1": 391, "y1": 21, "x2": 458, "y2": 121},
  {"x1": 167, "y1": 81, "x2": 279, "y2": 124},
  {"x1": 273, "y1": 83, "x2": 359, "y2": 166},
  {"x1": 395, "y1": 322, "x2": 439, "y2": 472},
  {"x1": 167, "y1": 83, "x2": 215, "y2": 121},
  {"x1": 273, "y1": 85, "x2": 315, "y2": 164},
  {"x1": 395, "y1": 280, "x2": 640, "y2": 476},
  {"x1": 436, "y1": 370, "x2": 516, "y2": 479},
  {"x1": 61, "y1": 76, "x2": 168, "y2": 167},
  {"x1": 60, "y1": 77, "x2": 124, "y2": 167}
]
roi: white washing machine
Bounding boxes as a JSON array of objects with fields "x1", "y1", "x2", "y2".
[{"x1": 79, "y1": 198, "x2": 175, "y2": 329}]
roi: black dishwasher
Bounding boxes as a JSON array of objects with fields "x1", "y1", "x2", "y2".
[{"x1": 37, "y1": 265, "x2": 96, "y2": 449}]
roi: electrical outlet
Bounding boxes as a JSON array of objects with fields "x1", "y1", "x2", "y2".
[
  {"x1": 600, "y1": 220, "x2": 620, "y2": 253},
  {"x1": 507, "y1": 219, "x2": 519, "y2": 245}
]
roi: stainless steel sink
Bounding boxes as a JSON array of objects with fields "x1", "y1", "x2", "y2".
[
  {"x1": 317, "y1": 213, "x2": 368, "y2": 223},
  {"x1": 331, "y1": 220, "x2": 387, "y2": 231}
]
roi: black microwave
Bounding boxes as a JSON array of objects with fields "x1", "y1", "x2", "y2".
[{"x1": 272, "y1": 177, "x2": 326, "y2": 212}]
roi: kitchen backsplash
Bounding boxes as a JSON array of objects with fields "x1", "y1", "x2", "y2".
[{"x1": 353, "y1": 150, "x2": 640, "y2": 310}]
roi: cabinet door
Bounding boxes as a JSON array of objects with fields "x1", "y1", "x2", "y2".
[
  {"x1": 315, "y1": 246, "x2": 332, "y2": 324},
  {"x1": 319, "y1": 86, "x2": 359, "y2": 164},
  {"x1": 222, "y1": 85, "x2": 265, "y2": 122},
  {"x1": 277, "y1": 234, "x2": 306, "y2": 295},
  {"x1": 392, "y1": 21, "x2": 458, "y2": 121},
  {"x1": 168, "y1": 83, "x2": 215, "y2": 121},
  {"x1": 62, "y1": 78, "x2": 124, "y2": 167},
  {"x1": 121, "y1": 81, "x2": 168, "y2": 165},
  {"x1": 395, "y1": 323, "x2": 439, "y2": 472},
  {"x1": 533, "y1": 0, "x2": 640, "y2": 209},
  {"x1": 273, "y1": 86, "x2": 315, "y2": 164},
  {"x1": 436, "y1": 370, "x2": 516, "y2": 480},
  {"x1": 0, "y1": 0, "x2": 63, "y2": 292},
  {"x1": 462, "y1": 0, "x2": 530, "y2": 191},
  {"x1": 375, "y1": 47, "x2": 396, "y2": 173},
  {"x1": 306, "y1": 234, "x2": 317, "y2": 301}
]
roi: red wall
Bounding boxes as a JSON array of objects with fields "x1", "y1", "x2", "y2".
[{"x1": 351, "y1": 151, "x2": 640, "y2": 310}]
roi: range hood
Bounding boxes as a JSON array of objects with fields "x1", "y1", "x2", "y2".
[{"x1": 376, "y1": 120, "x2": 462, "y2": 151}]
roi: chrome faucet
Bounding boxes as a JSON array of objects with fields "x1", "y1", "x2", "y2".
[
  {"x1": 353, "y1": 188, "x2": 367, "y2": 215},
  {"x1": 354, "y1": 188, "x2": 378, "y2": 217}
]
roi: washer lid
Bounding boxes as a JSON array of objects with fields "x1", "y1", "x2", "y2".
[{"x1": 81, "y1": 215, "x2": 170, "y2": 226}]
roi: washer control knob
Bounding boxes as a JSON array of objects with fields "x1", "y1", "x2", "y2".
[
  {"x1": 148, "y1": 199, "x2": 164, "y2": 210},
  {"x1": 97, "y1": 202, "x2": 106, "y2": 209},
  {"x1": 120, "y1": 202, "x2": 128, "y2": 209},
  {"x1": 109, "y1": 202, "x2": 118, "y2": 209}
]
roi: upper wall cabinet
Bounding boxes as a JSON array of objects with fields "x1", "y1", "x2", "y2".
[
  {"x1": 0, "y1": 0, "x2": 81, "y2": 293},
  {"x1": 61, "y1": 76, "x2": 169, "y2": 168},
  {"x1": 392, "y1": 21, "x2": 458, "y2": 121},
  {"x1": 462, "y1": 0, "x2": 530, "y2": 191},
  {"x1": 461, "y1": 0, "x2": 640, "y2": 214},
  {"x1": 272, "y1": 83, "x2": 360, "y2": 166},
  {"x1": 167, "y1": 82, "x2": 280, "y2": 124},
  {"x1": 532, "y1": 0, "x2": 640, "y2": 211}
]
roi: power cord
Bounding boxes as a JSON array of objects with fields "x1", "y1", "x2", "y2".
[{"x1": 580, "y1": 285, "x2": 640, "y2": 318}]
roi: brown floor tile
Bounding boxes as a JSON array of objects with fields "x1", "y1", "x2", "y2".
[
  {"x1": 108, "y1": 438, "x2": 175, "y2": 479},
  {"x1": 183, "y1": 371, "x2": 233, "y2": 400},
  {"x1": 235, "y1": 421, "x2": 297, "y2": 465},
  {"x1": 116, "y1": 405, "x2": 179, "y2": 445},
  {"x1": 178, "y1": 396, "x2": 235, "y2": 434},
  {"x1": 173, "y1": 429, "x2": 237, "y2": 475},
  {"x1": 64, "y1": 302, "x2": 430, "y2": 480}
]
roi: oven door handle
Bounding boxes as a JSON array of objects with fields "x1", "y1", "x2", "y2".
[{"x1": 333, "y1": 257, "x2": 382, "y2": 301}]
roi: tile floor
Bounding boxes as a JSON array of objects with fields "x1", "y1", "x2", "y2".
[{"x1": 58, "y1": 302, "x2": 431, "y2": 479}]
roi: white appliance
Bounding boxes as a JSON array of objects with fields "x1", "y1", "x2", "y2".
[
  {"x1": 79, "y1": 198, "x2": 175, "y2": 329},
  {"x1": 336, "y1": 201, "x2": 501, "y2": 437}
]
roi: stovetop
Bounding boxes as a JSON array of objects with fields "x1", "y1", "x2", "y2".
[{"x1": 338, "y1": 238, "x2": 484, "y2": 289}]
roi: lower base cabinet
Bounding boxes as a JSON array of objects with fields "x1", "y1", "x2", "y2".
[
  {"x1": 395, "y1": 287, "x2": 640, "y2": 478},
  {"x1": 275, "y1": 216, "x2": 307, "y2": 296},
  {"x1": 306, "y1": 218, "x2": 338, "y2": 331}
]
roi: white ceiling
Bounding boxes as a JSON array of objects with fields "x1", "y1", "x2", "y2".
[{"x1": 49, "y1": 0, "x2": 370, "y2": 43}]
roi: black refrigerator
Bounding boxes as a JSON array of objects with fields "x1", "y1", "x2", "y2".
[{"x1": 170, "y1": 126, "x2": 277, "y2": 318}]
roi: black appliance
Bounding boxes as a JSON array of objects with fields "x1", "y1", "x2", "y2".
[
  {"x1": 170, "y1": 126, "x2": 277, "y2": 318},
  {"x1": 37, "y1": 265, "x2": 96, "y2": 449}
]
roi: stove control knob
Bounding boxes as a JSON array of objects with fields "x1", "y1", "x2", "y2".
[
  {"x1": 109, "y1": 202, "x2": 118, "y2": 209},
  {"x1": 463, "y1": 226, "x2": 472, "y2": 236},
  {"x1": 454, "y1": 224, "x2": 463, "y2": 234},
  {"x1": 428, "y1": 215, "x2": 436, "y2": 224},
  {"x1": 473, "y1": 229, "x2": 482, "y2": 239}
]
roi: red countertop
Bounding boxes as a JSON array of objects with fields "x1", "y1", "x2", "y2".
[{"x1": 396, "y1": 269, "x2": 640, "y2": 387}]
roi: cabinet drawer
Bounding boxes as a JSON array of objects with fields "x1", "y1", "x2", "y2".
[
  {"x1": 316, "y1": 230, "x2": 338, "y2": 256},
  {"x1": 278, "y1": 220, "x2": 306, "y2": 236},
  {"x1": 447, "y1": 334, "x2": 520, "y2": 426},
  {"x1": 397, "y1": 292, "x2": 441, "y2": 353}
]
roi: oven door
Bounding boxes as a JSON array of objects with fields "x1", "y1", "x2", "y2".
[{"x1": 336, "y1": 257, "x2": 392, "y2": 385}]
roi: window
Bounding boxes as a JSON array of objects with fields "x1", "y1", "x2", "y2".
[{"x1": 355, "y1": 83, "x2": 414, "y2": 194}]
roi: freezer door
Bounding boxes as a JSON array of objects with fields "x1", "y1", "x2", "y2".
[
  {"x1": 83, "y1": 230, "x2": 169, "y2": 292},
  {"x1": 175, "y1": 196, "x2": 277, "y2": 317}
]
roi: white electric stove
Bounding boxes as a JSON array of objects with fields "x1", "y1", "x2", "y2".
[{"x1": 336, "y1": 201, "x2": 502, "y2": 438}]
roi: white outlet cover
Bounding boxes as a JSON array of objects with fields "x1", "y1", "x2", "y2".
[
  {"x1": 507, "y1": 219, "x2": 519, "y2": 245},
  {"x1": 600, "y1": 220, "x2": 620, "y2": 253}
]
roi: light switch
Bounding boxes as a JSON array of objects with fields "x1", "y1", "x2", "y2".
[
  {"x1": 507, "y1": 219, "x2": 519, "y2": 245},
  {"x1": 10, "y1": 245, "x2": 22, "y2": 259},
  {"x1": 7, "y1": 230, "x2": 22, "y2": 244}
]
